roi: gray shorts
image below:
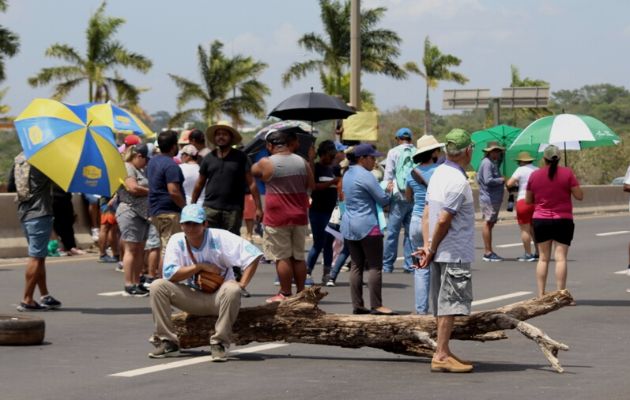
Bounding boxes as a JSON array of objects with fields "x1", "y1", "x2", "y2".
[
  {"x1": 480, "y1": 201, "x2": 501, "y2": 223},
  {"x1": 430, "y1": 261, "x2": 472, "y2": 317},
  {"x1": 116, "y1": 208, "x2": 150, "y2": 243},
  {"x1": 144, "y1": 223, "x2": 160, "y2": 250}
]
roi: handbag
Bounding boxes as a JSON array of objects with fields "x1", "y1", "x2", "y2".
[{"x1": 185, "y1": 238, "x2": 224, "y2": 293}]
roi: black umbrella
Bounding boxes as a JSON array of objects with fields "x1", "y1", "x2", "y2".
[{"x1": 268, "y1": 91, "x2": 356, "y2": 122}]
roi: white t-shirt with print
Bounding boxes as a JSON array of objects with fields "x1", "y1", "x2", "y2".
[
  {"x1": 163, "y1": 229, "x2": 262, "y2": 286},
  {"x1": 510, "y1": 164, "x2": 538, "y2": 200}
]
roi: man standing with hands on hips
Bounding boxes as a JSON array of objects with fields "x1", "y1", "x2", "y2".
[{"x1": 415, "y1": 129, "x2": 475, "y2": 373}]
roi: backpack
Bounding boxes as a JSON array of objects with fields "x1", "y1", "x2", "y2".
[
  {"x1": 394, "y1": 145, "x2": 415, "y2": 193},
  {"x1": 13, "y1": 152, "x2": 33, "y2": 202}
]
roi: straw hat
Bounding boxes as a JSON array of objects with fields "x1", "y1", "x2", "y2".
[
  {"x1": 415, "y1": 135, "x2": 444, "y2": 156},
  {"x1": 205, "y1": 121, "x2": 242, "y2": 145},
  {"x1": 483, "y1": 141, "x2": 505, "y2": 152},
  {"x1": 178, "y1": 130, "x2": 191, "y2": 145},
  {"x1": 514, "y1": 151, "x2": 534, "y2": 162}
]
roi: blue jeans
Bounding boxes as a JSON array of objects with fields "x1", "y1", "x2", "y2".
[
  {"x1": 410, "y1": 214, "x2": 430, "y2": 314},
  {"x1": 383, "y1": 197, "x2": 413, "y2": 272},
  {"x1": 329, "y1": 243, "x2": 350, "y2": 281},
  {"x1": 306, "y1": 209, "x2": 334, "y2": 276}
]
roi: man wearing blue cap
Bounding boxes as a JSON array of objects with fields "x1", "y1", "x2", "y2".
[
  {"x1": 383, "y1": 127, "x2": 416, "y2": 273},
  {"x1": 148, "y1": 204, "x2": 262, "y2": 362}
]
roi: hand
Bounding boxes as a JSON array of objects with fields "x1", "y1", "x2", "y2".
[
  {"x1": 412, "y1": 247, "x2": 432, "y2": 269},
  {"x1": 386, "y1": 181, "x2": 394, "y2": 193},
  {"x1": 255, "y1": 207, "x2": 264, "y2": 223}
]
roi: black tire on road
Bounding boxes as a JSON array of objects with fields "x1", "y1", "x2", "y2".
[{"x1": 0, "y1": 314, "x2": 45, "y2": 345}]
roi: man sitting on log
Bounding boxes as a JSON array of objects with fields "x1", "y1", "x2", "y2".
[
  {"x1": 416, "y1": 129, "x2": 475, "y2": 373},
  {"x1": 148, "y1": 204, "x2": 262, "y2": 361}
]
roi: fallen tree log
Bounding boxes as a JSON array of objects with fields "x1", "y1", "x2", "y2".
[{"x1": 172, "y1": 288, "x2": 572, "y2": 372}]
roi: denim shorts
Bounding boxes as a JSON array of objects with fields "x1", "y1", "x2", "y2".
[
  {"x1": 144, "y1": 223, "x2": 161, "y2": 250},
  {"x1": 22, "y1": 215, "x2": 54, "y2": 258}
]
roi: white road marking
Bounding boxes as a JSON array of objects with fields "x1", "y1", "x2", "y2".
[
  {"x1": 614, "y1": 270, "x2": 629, "y2": 275},
  {"x1": 98, "y1": 291, "x2": 126, "y2": 297},
  {"x1": 396, "y1": 256, "x2": 404, "y2": 261},
  {"x1": 496, "y1": 243, "x2": 523, "y2": 248},
  {"x1": 110, "y1": 343, "x2": 288, "y2": 377},
  {"x1": 472, "y1": 291, "x2": 532, "y2": 307},
  {"x1": 595, "y1": 231, "x2": 630, "y2": 237}
]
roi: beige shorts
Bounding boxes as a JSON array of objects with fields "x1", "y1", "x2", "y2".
[
  {"x1": 152, "y1": 213, "x2": 182, "y2": 249},
  {"x1": 263, "y1": 225, "x2": 307, "y2": 261}
]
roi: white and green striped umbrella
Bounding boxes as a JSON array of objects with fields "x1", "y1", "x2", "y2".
[{"x1": 510, "y1": 114, "x2": 621, "y2": 151}]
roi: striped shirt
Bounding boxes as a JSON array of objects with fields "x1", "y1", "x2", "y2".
[
  {"x1": 426, "y1": 161, "x2": 475, "y2": 263},
  {"x1": 263, "y1": 153, "x2": 309, "y2": 227}
]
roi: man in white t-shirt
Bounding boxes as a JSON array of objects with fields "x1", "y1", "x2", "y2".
[
  {"x1": 148, "y1": 204, "x2": 262, "y2": 361},
  {"x1": 506, "y1": 151, "x2": 539, "y2": 261}
]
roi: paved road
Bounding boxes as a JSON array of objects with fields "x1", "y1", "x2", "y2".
[{"x1": 1, "y1": 213, "x2": 629, "y2": 400}]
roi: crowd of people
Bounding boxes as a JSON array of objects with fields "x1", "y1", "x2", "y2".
[{"x1": 13, "y1": 119, "x2": 630, "y2": 372}]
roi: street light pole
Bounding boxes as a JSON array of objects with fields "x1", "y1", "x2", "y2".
[{"x1": 350, "y1": 0, "x2": 361, "y2": 110}]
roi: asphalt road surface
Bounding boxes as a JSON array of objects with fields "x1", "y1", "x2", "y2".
[{"x1": 1, "y1": 213, "x2": 629, "y2": 400}]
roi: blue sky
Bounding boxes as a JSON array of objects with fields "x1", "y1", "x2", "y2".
[{"x1": 3, "y1": 0, "x2": 630, "y2": 124}]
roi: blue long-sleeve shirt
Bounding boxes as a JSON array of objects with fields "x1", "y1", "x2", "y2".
[
  {"x1": 477, "y1": 157, "x2": 505, "y2": 204},
  {"x1": 341, "y1": 165, "x2": 390, "y2": 241}
]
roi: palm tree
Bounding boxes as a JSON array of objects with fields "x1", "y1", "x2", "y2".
[
  {"x1": 168, "y1": 40, "x2": 270, "y2": 128},
  {"x1": 28, "y1": 1, "x2": 151, "y2": 103},
  {"x1": 405, "y1": 36, "x2": 468, "y2": 135},
  {"x1": 0, "y1": 0, "x2": 20, "y2": 82},
  {"x1": 0, "y1": 87, "x2": 10, "y2": 115},
  {"x1": 282, "y1": 0, "x2": 405, "y2": 103}
]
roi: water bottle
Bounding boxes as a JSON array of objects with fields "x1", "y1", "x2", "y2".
[{"x1": 506, "y1": 193, "x2": 515, "y2": 212}]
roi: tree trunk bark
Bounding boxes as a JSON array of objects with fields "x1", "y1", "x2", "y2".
[{"x1": 171, "y1": 288, "x2": 573, "y2": 372}]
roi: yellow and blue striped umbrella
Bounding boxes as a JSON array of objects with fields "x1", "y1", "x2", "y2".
[
  {"x1": 14, "y1": 98, "x2": 126, "y2": 196},
  {"x1": 87, "y1": 101, "x2": 155, "y2": 138}
]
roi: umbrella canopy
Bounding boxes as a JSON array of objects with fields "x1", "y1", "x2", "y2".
[
  {"x1": 13, "y1": 98, "x2": 126, "y2": 196},
  {"x1": 510, "y1": 114, "x2": 621, "y2": 150},
  {"x1": 268, "y1": 91, "x2": 356, "y2": 122},
  {"x1": 87, "y1": 101, "x2": 155, "y2": 138},
  {"x1": 471, "y1": 124, "x2": 535, "y2": 177},
  {"x1": 243, "y1": 120, "x2": 314, "y2": 161}
]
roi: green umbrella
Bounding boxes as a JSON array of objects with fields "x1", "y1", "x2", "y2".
[
  {"x1": 471, "y1": 125, "x2": 537, "y2": 177},
  {"x1": 510, "y1": 114, "x2": 621, "y2": 151}
]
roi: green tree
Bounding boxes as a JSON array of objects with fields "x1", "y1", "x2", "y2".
[
  {"x1": 0, "y1": 0, "x2": 19, "y2": 82},
  {"x1": 28, "y1": 1, "x2": 152, "y2": 103},
  {"x1": 0, "y1": 87, "x2": 9, "y2": 115},
  {"x1": 168, "y1": 40, "x2": 270, "y2": 128},
  {"x1": 282, "y1": 0, "x2": 405, "y2": 104},
  {"x1": 405, "y1": 36, "x2": 468, "y2": 135},
  {"x1": 502, "y1": 65, "x2": 551, "y2": 126}
]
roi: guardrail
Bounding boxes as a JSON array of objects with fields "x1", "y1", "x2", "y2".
[{"x1": 0, "y1": 186, "x2": 628, "y2": 259}]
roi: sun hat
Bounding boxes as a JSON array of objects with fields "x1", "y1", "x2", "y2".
[
  {"x1": 395, "y1": 127, "x2": 412, "y2": 139},
  {"x1": 414, "y1": 135, "x2": 444, "y2": 156},
  {"x1": 205, "y1": 121, "x2": 242, "y2": 145},
  {"x1": 483, "y1": 141, "x2": 505, "y2": 152},
  {"x1": 180, "y1": 144, "x2": 198, "y2": 157},
  {"x1": 353, "y1": 143, "x2": 383, "y2": 158},
  {"x1": 178, "y1": 130, "x2": 191, "y2": 145},
  {"x1": 124, "y1": 135, "x2": 141, "y2": 146},
  {"x1": 180, "y1": 204, "x2": 206, "y2": 224},
  {"x1": 514, "y1": 151, "x2": 535, "y2": 162},
  {"x1": 543, "y1": 144, "x2": 561, "y2": 161},
  {"x1": 445, "y1": 129, "x2": 472, "y2": 151}
]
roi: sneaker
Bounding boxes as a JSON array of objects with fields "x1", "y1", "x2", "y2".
[
  {"x1": 240, "y1": 287, "x2": 251, "y2": 298},
  {"x1": 482, "y1": 252, "x2": 504, "y2": 262},
  {"x1": 304, "y1": 274, "x2": 314, "y2": 288},
  {"x1": 91, "y1": 228, "x2": 100, "y2": 242},
  {"x1": 532, "y1": 253, "x2": 539, "y2": 260},
  {"x1": 517, "y1": 253, "x2": 535, "y2": 262},
  {"x1": 148, "y1": 340, "x2": 180, "y2": 358},
  {"x1": 273, "y1": 276, "x2": 280, "y2": 286},
  {"x1": 124, "y1": 285, "x2": 149, "y2": 297},
  {"x1": 265, "y1": 293, "x2": 288, "y2": 303},
  {"x1": 115, "y1": 262, "x2": 124, "y2": 272},
  {"x1": 140, "y1": 275, "x2": 154, "y2": 291},
  {"x1": 98, "y1": 254, "x2": 119, "y2": 263},
  {"x1": 40, "y1": 295, "x2": 62, "y2": 309},
  {"x1": 325, "y1": 279, "x2": 336, "y2": 287},
  {"x1": 340, "y1": 265, "x2": 350, "y2": 273},
  {"x1": 16, "y1": 301, "x2": 48, "y2": 312},
  {"x1": 210, "y1": 343, "x2": 227, "y2": 362}
]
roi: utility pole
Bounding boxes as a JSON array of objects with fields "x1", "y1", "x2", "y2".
[{"x1": 350, "y1": 0, "x2": 361, "y2": 110}]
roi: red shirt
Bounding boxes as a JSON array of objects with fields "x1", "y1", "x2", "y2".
[{"x1": 527, "y1": 166, "x2": 579, "y2": 219}]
